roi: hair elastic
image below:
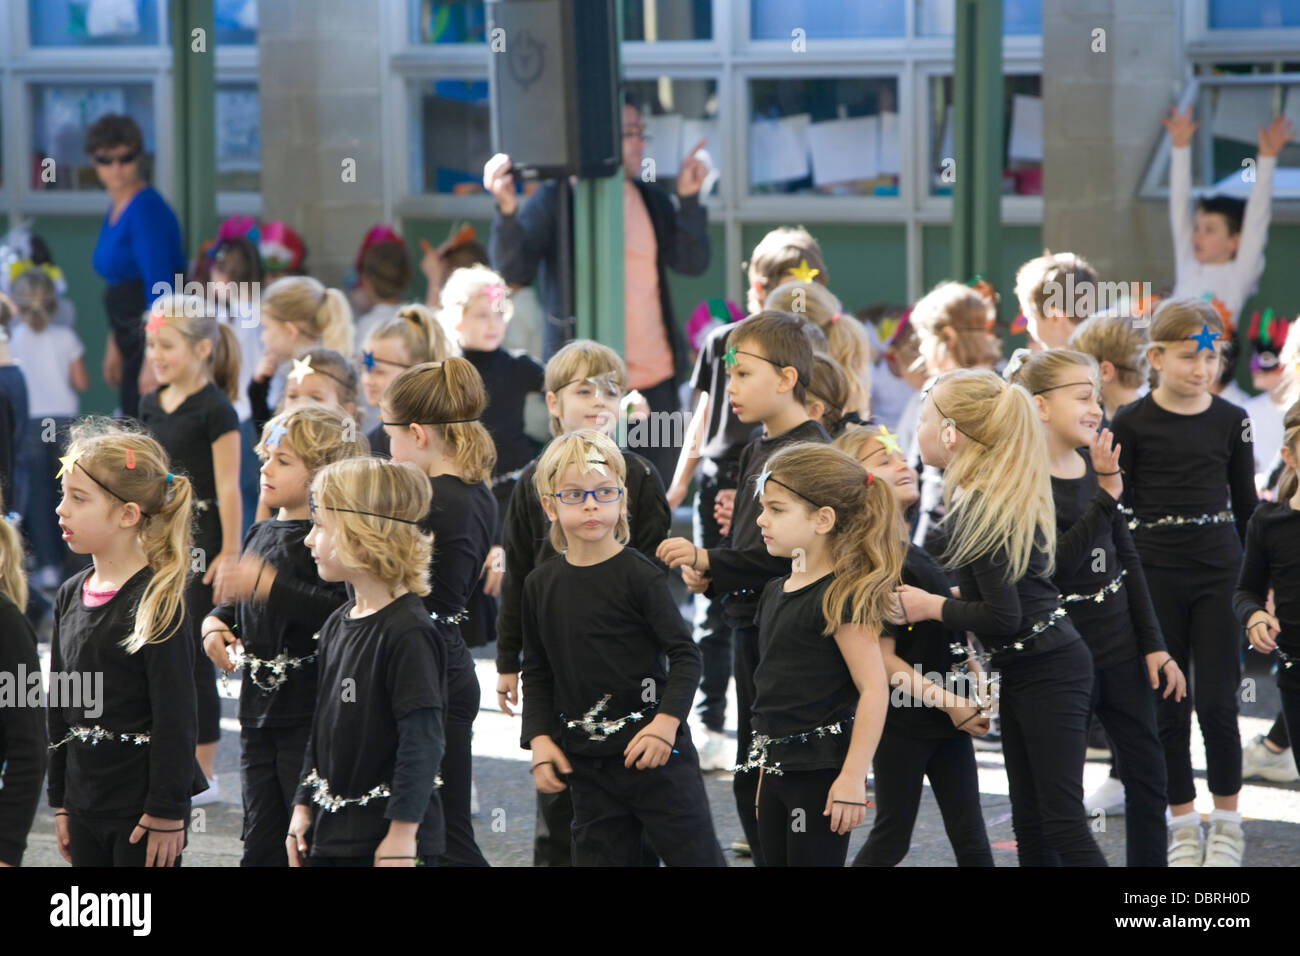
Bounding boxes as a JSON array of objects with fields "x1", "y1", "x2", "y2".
[{"x1": 166, "y1": 473, "x2": 174, "y2": 484}]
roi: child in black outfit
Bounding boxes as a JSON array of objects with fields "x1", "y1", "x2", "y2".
[
  {"x1": 1009, "y1": 348, "x2": 1187, "y2": 867},
  {"x1": 744, "y1": 443, "x2": 905, "y2": 866},
  {"x1": 359, "y1": 304, "x2": 448, "y2": 458},
  {"x1": 203, "y1": 406, "x2": 366, "y2": 866},
  {"x1": 659, "y1": 311, "x2": 829, "y2": 865},
  {"x1": 521, "y1": 430, "x2": 723, "y2": 866},
  {"x1": 288, "y1": 457, "x2": 445, "y2": 867},
  {"x1": 835, "y1": 426, "x2": 994, "y2": 868},
  {"x1": 49, "y1": 422, "x2": 208, "y2": 866}
]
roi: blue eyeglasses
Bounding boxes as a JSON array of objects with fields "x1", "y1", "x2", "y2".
[{"x1": 551, "y1": 487, "x2": 623, "y2": 505}]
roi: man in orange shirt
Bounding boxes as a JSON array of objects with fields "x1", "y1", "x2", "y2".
[{"x1": 486, "y1": 99, "x2": 712, "y2": 484}]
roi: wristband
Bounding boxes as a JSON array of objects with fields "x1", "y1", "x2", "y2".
[
  {"x1": 1160, "y1": 657, "x2": 1176, "y2": 671},
  {"x1": 1095, "y1": 469, "x2": 1123, "y2": 476},
  {"x1": 956, "y1": 710, "x2": 984, "y2": 730},
  {"x1": 832, "y1": 800, "x2": 870, "y2": 807},
  {"x1": 54, "y1": 811, "x2": 69, "y2": 817},
  {"x1": 529, "y1": 760, "x2": 557, "y2": 775},
  {"x1": 641, "y1": 733, "x2": 675, "y2": 749},
  {"x1": 202, "y1": 627, "x2": 234, "y2": 641},
  {"x1": 378, "y1": 855, "x2": 419, "y2": 860},
  {"x1": 140, "y1": 825, "x2": 186, "y2": 833}
]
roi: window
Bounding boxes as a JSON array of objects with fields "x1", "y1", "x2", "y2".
[
  {"x1": 747, "y1": 77, "x2": 900, "y2": 196},
  {"x1": 215, "y1": 0, "x2": 258, "y2": 45},
  {"x1": 916, "y1": 0, "x2": 1042, "y2": 36},
  {"x1": 749, "y1": 0, "x2": 903, "y2": 40},
  {"x1": 30, "y1": 81, "x2": 157, "y2": 192},
  {"x1": 1208, "y1": 0, "x2": 1300, "y2": 30},
  {"x1": 626, "y1": 77, "x2": 720, "y2": 196},
  {"x1": 624, "y1": 0, "x2": 711, "y2": 42},
  {"x1": 28, "y1": 0, "x2": 162, "y2": 47},
  {"x1": 926, "y1": 73, "x2": 1042, "y2": 197},
  {"x1": 410, "y1": 77, "x2": 492, "y2": 195},
  {"x1": 216, "y1": 81, "x2": 260, "y2": 192}
]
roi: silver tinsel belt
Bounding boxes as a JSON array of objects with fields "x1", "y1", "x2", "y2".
[
  {"x1": 1275, "y1": 648, "x2": 1298, "y2": 670},
  {"x1": 561, "y1": 693, "x2": 651, "y2": 742},
  {"x1": 222, "y1": 648, "x2": 316, "y2": 693},
  {"x1": 50, "y1": 724, "x2": 150, "y2": 750},
  {"x1": 737, "y1": 717, "x2": 853, "y2": 776},
  {"x1": 429, "y1": 608, "x2": 469, "y2": 625},
  {"x1": 302, "y1": 769, "x2": 442, "y2": 814},
  {"x1": 193, "y1": 498, "x2": 216, "y2": 514},
  {"x1": 1128, "y1": 509, "x2": 1233, "y2": 532},
  {"x1": 978, "y1": 604, "x2": 1069, "y2": 666},
  {"x1": 1062, "y1": 570, "x2": 1127, "y2": 605}
]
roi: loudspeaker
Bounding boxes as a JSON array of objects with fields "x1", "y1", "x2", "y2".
[{"x1": 487, "y1": 0, "x2": 621, "y2": 179}]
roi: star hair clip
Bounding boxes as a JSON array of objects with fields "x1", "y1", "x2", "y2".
[
  {"x1": 724, "y1": 344, "x2": 739, "y2": 369},
  {"x1": 265, "y1": 422, "x2": 289, "y2": 451},
  {"x1": 288, "y1": 355, "x2": 315, "y2": 384},
  {"x1": 485, "y1": 283, "x2": 506, "y2": 309},
  {"x1": 789, "y1": 259, "x2": 820, "y2": 283},
  {"x1": 144, "y1": 309, "x2": 168, "y2": 335},
  {"x1": 875, "y1": 425, "x2": 901, "y2": 456},
  {"x1": 754, "y1": 467, "x2": 773, "y2": 500},
  {"x1": 360, "y1": 350, "x2": 377, "y2": 371},
  {"x1": 1190, "y1": 321, "x2": 1219, "y2": 354},
  {"x1": 580, "y1": 446, "x2": 609, "y2": 478},
  {"x1": 56, "y1": 452, "x2": 80, "y2": 480}
]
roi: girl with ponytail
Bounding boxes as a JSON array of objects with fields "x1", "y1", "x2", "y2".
[
  {"x1": 358, "y1": 303, "x2": 451, "y2": 456},
  {"x1": 895, "y1": 368, "x2": 1108, "y2": 866},
  {"x1": 746, "y1": 442, "x2": 905, "y2": 866},
  {"x1": 140, "y1": 295, "x2": 243, "y2": 802},
  {"x1": 380, "y1": 357, "x2": 498, "y2": 866},
  {"x1": 49, "y1": 419, "x2": 206, "y2": 866}
]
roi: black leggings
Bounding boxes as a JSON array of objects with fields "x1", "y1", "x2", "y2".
[
  {"x1": 755, "y1": 767, "x2": 850, "y2": 867},
  {"x1": 187, "y1": 576, "x2": 221, "y2": 746},
  {"x1": 855, "y1": 731, "x2": 992, "y2": 867},
  {"x1": 435, "y1": 631, "x2": 488, "y2": 867},
  {"x1": 1280, "y1": 686, "x2": 1300, "y2": 777},
  {"x1": 1092, "y1": 654, "x2": 1168, "y2": 867},
  {"x1": 66, "y1": 812, "x2": 185, "y2": 867},
  {"x1": 999, "y1": 637, "x2": 1107, "y2": 866},
  {"x1": 1143, "y1": 564, "x2": 1242, "y2": 805},
  {"x1": 239, "y1": 723, "x2": 310, "y2": 866},
  {"x1": 732, "y1": 623, "x2": 764, "y2": 865}
]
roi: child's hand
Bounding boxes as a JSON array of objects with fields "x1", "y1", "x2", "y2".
[
  {"x1": 895, "y1": 583, "x2": 943, "y2": 624},
  {"x1": 1246, "y1": 610, "x2": 1281, "y2": 652},
  {"x1": 1146, "y1": 652, "x2": 1188, "y2": 702},
  {"x1": 204, "y1": 549, "x2": 240, "y2": 589},
  {"x1": 53, "y1": 809, "x2": 72, "y2": 864},
  {"x1": 713, "y1": 489, "x2": 735, "y2": 536},
  {"x1": 948, "y1": 702, "x2": 990, "y2": 736},
  {"x1": 1162, "y1": 104, "x2": 1198, "y2": 148},
  {"x1": 665, "y1": 479, "x2": 689, "y2": 511},
  {"x1": 373, "y1": 823, "x2": 419, "y2": 867},
  {"x1": 212, "y1": 554, "x2": 272, "y2": 605},
  {"x1": 624, "y1": 715, "x2": 679, "y2": 770},
  {"x1": 418, "y1": 237, "x2": 446, "y2": 291},
  {"x1": 480, "y1": 546, "x2": 505, "y2": 598},
  {"x1": 1258, "y1": 115, "x2": 1295, "y2": 159},
  {"x1": 681, "y1": 565, "x2": 709, "y2": 594},
  {"x1": 254, "y1": 351, "x2": 279, "y2": 383},
  {"x1": 824, "y1": 772, "x2": 869, "y2": 835},
  {"x1": 483, "y1": 153, "x2": 518, "y2": 215},
  {"x1": 529, "y1": 736, "x2": 572, "y2": 793},
  {"x1": 496, "y1": 672, "x2": 520, "y2": 716},
  {"x1": 1089, "y1": 428, "x2": 1123, "y2": 500},
  {"x1": 202, "y1": 616, "x2": 241, "y2": 673},
  {"x1": 286, "y1": 804, "x2": 312, "y2": 866},
  {"x1": 129, "y1": 813, "x2": 185, "y2": 867},
  {"x1": 656, "y1": 536, "x2": 707, "y2": 572}
]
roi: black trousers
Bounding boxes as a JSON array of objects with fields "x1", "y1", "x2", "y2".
[
  {"x1": 1144, "y1": 564, "x2": 1243, "y2": 804},
  {"x1": 66, "y1": 812, "x2": 185, "y2": 867},
  {"x1": 435, "y1": 631, "x2": 489, "y2": 867},
  {"x1": 1280, "y1": 686, "x2": 1300, "y2": 776},
  {"x1": 755, "y1": 767, "x2": 851, "y2": 867},
  {"x1": 105, "y1": 279, "x2": 146, "y2": 419},
  {"x1": 566, "y1": 730, "x2": 725, "y2": 866},
  {"x1": 855, "y1": 731, "x2": 992, "y2": 867},
  {"x1": 533, "y1": 782, "x2": 661, "y2": 867},
  {"x1": 693, "y1": 472, "x2": 732, "y2": 732},
  {"x1": 306, "y1": 853, "x2": 439, "y2": 867},
  {"x1": 187, "y1": 576, "x2": 222, "y2": 746},
  {"x1": 239, "y1": 723, "x2": 311, "y2": 866},
  {"x1": 732, "y1": 623, "x2": 765, "y2": 865},
  {"x1": 999, "y1": 637, "x2": 1107, "y2": 866},
  {"x1": 1266, "y1": 711, "x2": 1291, "y2": 750},
  {"x1": 632, "y1": 376, "x2": 679, "y2": 488},
  {"x1": 1092, "y1": 654, "x2": 1168, "y2": 867}
]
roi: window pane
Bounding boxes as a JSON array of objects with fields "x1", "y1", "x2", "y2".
[
  {"x1": 917, "y1": 0, "x2": 1042, "y2": 36},
  {"x1": 623, "y1": 0, "x2": 711, "y2": 41},
  {"x1": 927, "y1": 74, "x2": 1042, "y2": 197},
  {"x1": 625, "y1": 78, "x2": 720, "y2": 196},
  {"x1": 216, "y1": 82, "x2": 260, "y2": 192},
  {"x1": 1208, "y1": 0, "x2": 1300, "y2": 29},
  {"x1": 215, "y1": 0, "x2": 257, "y2": 44},
  {"x1": 29, "y1": 0, "x2": 161, "y2": 46},
  {"x1": 750, "y1": 0, "x2": 903, "y2": 40},
  {"x1": 30, "y1": 82, "x2": 156, "y2": 191},
  {"x1": 1191, "y1": 81, "x2": 1300, "y2": 189},
  {"x1": 747, "y1": 77, "x2": 900, "y2": 196},
  {"x1": 412, "y1": 0, "x2": 489, "y2": 44},
  {"x1": 411, "y1": 78, "x2": 492, "y2": 194}
]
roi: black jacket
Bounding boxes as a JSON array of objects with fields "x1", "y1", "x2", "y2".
[{"x1": 489, "y1": 178, "x2": 711, "y2": 381}]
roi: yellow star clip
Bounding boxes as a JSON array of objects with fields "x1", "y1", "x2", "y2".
[
  {"x1": 789, "y1": 259, "x2": 820, "y2": 284},
  {"x1": 876, "y1": 425, "x2": 901, "y2": 456},
  {"x1": 288, "y1": 355, "x2": 314, "y2": 384},
  {"x1": 56, "y1": 453, "x2": 79, "y2": 480}
]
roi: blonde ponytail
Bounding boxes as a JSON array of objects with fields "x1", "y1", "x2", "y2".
[
  {"x1": 262, "y1": 276, "x2": 355, "y2": 356},
  {"x1": 383, "y1": 357, "x2": 497, "y2": 483},
  {"x1": 213, "y1": 322, "x2": 241, "y2": 400},
  {"x1": 0, "y1": 515, "x2": 28, "y2": 612}
]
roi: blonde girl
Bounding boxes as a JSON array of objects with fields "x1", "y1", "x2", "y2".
[
  {"x1": 50, "y1": 420, "x2": 205, "y2": 866},
  {"x1": 896, "y1": 369, "x2": 1107, "y2": 866},
  {"x1": 1068, "y1": 314, "x2": 1149, "y2": 421},
  {"x1": 289, "y1": 457, "x2": 445, "y2": 867},
  {"x1": 745, "y1": 443, "x2": 904, "y2": 866},
  {"x1": 766, "y1": 280, "x2": 871, "y2": 417},
  {"x1": 139, "y1": 295, "x2": 243, "y2": 798},
  {"x1": 359, "y1": 303, "x2": 450, "y2": 455}
]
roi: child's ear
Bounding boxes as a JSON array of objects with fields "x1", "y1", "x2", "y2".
[
  {"x1": 410, "y1": 423, "x2": 430, "y2": 449},
  {"x1": 545, "y1": 390, "x2": 562, "y2": 420},
  {"x1": 540, "y1": 493, "x2": 558, "y2": 525},
  {"x1": 777, "y1": 365, "x2": 798, "y2": 395},
  {"x1": 813, "y1": 505, "x2": 837, "y2": 536},
  {"x1": 1032, "y1": 393, "x2": 1051, "y2": 422},
  {"x1": 1227, "y1": 232, "x2": 1242, "y2": 258},
  {"x1": 343, "y1": 401, "x2": 357, "y2": 418},
  {"x1": 805, "y1": 398, "x2": 826, "y2": 421},
  {"x1": 118, "y1": 501, "x2": 144, "y2": 530},
  {"x1": 1098, "y1": 360, "x2": 1116, "y2": 383},
  {"x1": 1146, "y1": 345, "x2": 1163, "y2": 370},
  {"x1": 1282, "y1": 445, "x2": 1298, "y2": 472}
]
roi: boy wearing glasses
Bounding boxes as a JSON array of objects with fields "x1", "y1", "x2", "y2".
[{"x1": 520, "y1": 430, "x2": 723, "y2": 866}]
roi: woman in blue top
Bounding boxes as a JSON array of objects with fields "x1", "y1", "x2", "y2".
[{"x1": 88, "y1": 114, "x2": 185, "y2": 419}]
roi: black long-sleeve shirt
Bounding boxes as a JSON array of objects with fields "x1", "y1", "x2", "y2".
[
  {"x1": 496, "y1": 449, "x2": 670, "y2": 674},
  {"x1": 0, "y1": 595, "x2": 45, "y2": 865},
  {"x1": 1234, "y1": 501, "x2": 1300, "y2": 692},
  {"x1": 520, "y1": 548, "x2": 702, "y2": 757},
  {"x1": 1111, "y1": 393, "x2": 1257, "y2": 570},
  {"x1": 1051, "y1": 452, "x2": 1165, "y2": 669},
  {"x1": 47, "y1": 567, "x2": 206, "y2": 819},
  {"x1": 295, "y1": 592, "x2": 446, "y2": 859},
  {"x1": 708, "y1": 418, "x2": 831, "y2": 627},
  {"x1": 462, "y1": 347, "x2": 544, "y2": 479},
  {"x1": 421, "y1": 475, "x2": 497, "y2": 620},
  {"x1": 209, "y1": 519, "x2": 350, "y2": 727}
]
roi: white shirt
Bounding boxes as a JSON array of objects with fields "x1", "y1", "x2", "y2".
[
  {"x1": 219, "y1": 301, "x2": 264, "y2": 423},
  {"x1": 9, "y1": 323, "x2": 83, "y2": 419}
]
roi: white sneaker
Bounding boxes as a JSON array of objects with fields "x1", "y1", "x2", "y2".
[
  {"x1": 1202, "y1": 820, "x2": 1245, "y2": 867},
  {"x1": 191, "y1": 776, "x2": 221, "y2": 807},
  {"x1": 1084, "y1": 776, "x2": 1126, "y2": 816},
  {"x1": 696, "y1": 729, "x2": 733, "y2": 772},
  {"x1": 470, "y1": 778, "x2": 480, "y2": 817},
  {"x1": 1242, "y1": 734, "x2": 1299, "y2": 783},
  {"x1": 1167, "y1": 822, "x2": 1204, "y2": 867}
]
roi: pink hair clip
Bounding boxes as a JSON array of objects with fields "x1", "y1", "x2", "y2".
[{"x1": 830, "y1": 312, "x2": 841, "y2": 324}]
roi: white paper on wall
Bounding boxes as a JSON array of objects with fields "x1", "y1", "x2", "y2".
[
  {"x1": 1007, "y1": 94, "x2": 1043, "y2": 162},
  {"x1": 644, "y1": 113, "x2": 683, "y2": 178},
  {"x1": 807, "y1": 115, "x2": 879, "y2": 186},
  {"x1": 879, "y1": 110, "x2": 900, "y2": 174},
  {"x1": 748, "y1": 113, "x2": 811, "y2": 185}
]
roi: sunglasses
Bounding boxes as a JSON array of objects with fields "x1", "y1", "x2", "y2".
[{"x1": 92, "y1": 149, "x2": 141, "y2": 167}]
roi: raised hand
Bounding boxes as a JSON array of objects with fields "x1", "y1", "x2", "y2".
[{"x1": 1162, "y1": 104, "x2": 1198, "y2": 148}]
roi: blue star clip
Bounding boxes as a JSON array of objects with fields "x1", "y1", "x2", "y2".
[
  {"x1": 361, "y1": 350, "x2": 377, "y2": 371},
  {"x1": 754, "y1": 467, "x2": 772, "y2": 500},
  {"x1": 266, "y1": 422, "x2": 289, "y2": 450},
  {"x1": 1191, "y1": 322, "x2": 1219, "y2": 353}
]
